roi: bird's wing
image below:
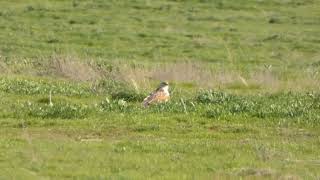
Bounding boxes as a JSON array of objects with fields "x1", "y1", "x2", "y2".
[{"x1": 143, "y1": 90, "x2": 166, "y2": 107}]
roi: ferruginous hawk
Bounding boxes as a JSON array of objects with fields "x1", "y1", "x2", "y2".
[{"x1": 142, "y1": 81, "x2": 170, "y2": 107}]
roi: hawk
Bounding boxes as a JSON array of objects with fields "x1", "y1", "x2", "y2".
[{"x1": 142, "y1": 81, "x2": 170, "y2": 107}]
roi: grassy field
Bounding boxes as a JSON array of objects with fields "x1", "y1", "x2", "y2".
[{"x1": 0, "y1": 0, "x2": 320, "y2": 179}]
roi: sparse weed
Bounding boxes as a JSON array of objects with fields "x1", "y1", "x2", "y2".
[
  {"x1": 111, "y1": 91, "x2": 144, "y2": 102},
  {"x1": 97, "y1": 79, "x2": 145, "y2": 102},
  {"x1": 0, "y1": 77, "x2": 92, "y2": 97},
  {"x1": 99, "y1": 97, "x2": 137, "y2": 113},
  {"x1": 199, "y1": 90, "x2": 320, "y2": 125},
  {"x1": 147, "y1": 99, "x2": 198, "y2": 114},
  {"x1": 21, "y1": 101, "x2": 92, "y2": 119},
  {"x1": 3, "y1": 79, "x2": 320, "y2": 125}
]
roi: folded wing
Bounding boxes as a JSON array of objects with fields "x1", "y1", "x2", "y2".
[{"x1": 143, "y1": 90, "x2": 168, "y2": 107}]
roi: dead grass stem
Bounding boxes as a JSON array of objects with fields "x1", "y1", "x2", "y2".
[
  {"x1": 1, "y1": 55, "x2": 319, "y2": 92},
  {"x1": 48, "y1": 55, "x2": 102, "y2": 82}
]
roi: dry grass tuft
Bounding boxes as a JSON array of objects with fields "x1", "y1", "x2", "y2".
[
  {"x1": 2, "y1": 54, "x2": 319, "y2": 92},
  {"x1": 112, "y1": 61, "x2": 283, "y2": 92},
  {"x1": 236, "y1": 168, "x2": 275, "y2": 177},
  {"x1": 48, "y1": 55, "x2": 102, "y2": 82},
  {"x1": 279, "y1": 174, "x2": 301, "y2": 180},
  {"x1": 250, "y1": 70, "x2": 280, "y2": 91},
  {"x1": 151, "y1": 62, "x2": 212, "y2": 86},
  {"x1": 111, "y1": 61, "x2": 219, "y2": 91},
  {"x1": 112, "y1": 61, "x2": 287, "y2": 92},
  {"x1": 0, "y1": 61, "x2": 9, "y2": 74}
]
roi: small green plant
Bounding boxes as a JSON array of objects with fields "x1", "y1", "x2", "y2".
[
  {"x1": 147, "y1": 99, "x2": 198, "y2": 114},
  {"x1": 0, "y1": 78, "x2": 92, "y2": 97},
  {"x1": 21, "y1": 101, "x2": 91, "y2": 119},
  {"x1": 111, "y1": 90, "x2": 144, "y2": 102},
  {"x1": 99, "y1": 97, "x2": 134, "y2": 112},
  {"x1": 198, "y1": 90, "x2": 320, "y2": 124},
  {"x1": 196, "y1": 90, "x2": 235, "y2": 104}
]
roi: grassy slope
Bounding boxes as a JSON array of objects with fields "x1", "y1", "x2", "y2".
[
  {"x1": 0, "y1": 78, "x2": 320, "y2": 179},
  {"x1": 1, "y1": 1, "x2": 319, "y2": 67},
  {"x1": 0, "y1": 0, "x2": 320, "y2": 179},
  {"x1": 1, "y1": 115, "x2": 320, "y2": 179}
]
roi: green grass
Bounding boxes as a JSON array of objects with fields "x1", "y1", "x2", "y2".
[
  {"x1": 1, "y1": 78, "x2": 320, "y2": 179},
  {"x1": 1, "y1": 0, "x2": 320, "y2": 179},
  {"x1": 1, "y1": 0, "x2": 319, "y2": 77},
  {"x1": 2, "y1": 116, "x2": 319, "y2": 179}
]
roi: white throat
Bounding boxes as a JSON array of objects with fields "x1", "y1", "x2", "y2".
[{"x1": 162, "y1": 85, "x2": 169, "y2": 95}]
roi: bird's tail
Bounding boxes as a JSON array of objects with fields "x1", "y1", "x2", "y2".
[{"x1": 142, "y1": 98, "x2": 150, "y2": 107}]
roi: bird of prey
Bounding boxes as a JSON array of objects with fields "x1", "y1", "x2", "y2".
[{"x1": 142, "y1": 81, "x2": 170, "y2": 107}]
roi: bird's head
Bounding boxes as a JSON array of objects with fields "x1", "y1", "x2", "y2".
[
  {"x1": 158, "y1": 81, "x2": 169, "y2": 90},
  {"x1": 159, "y1": 81, "x2": 169, "y2": 87}
]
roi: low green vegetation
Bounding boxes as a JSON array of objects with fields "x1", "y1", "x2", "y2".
[
  {"x1": 0, "y1": 0, "x2": 320, "y2": 91},
  {"x1": 1, "y1": 78, "x2": 320, "y2": 179},
  {"x1": 0, "y1": 0, "x2": 320, "y2": 179}
]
